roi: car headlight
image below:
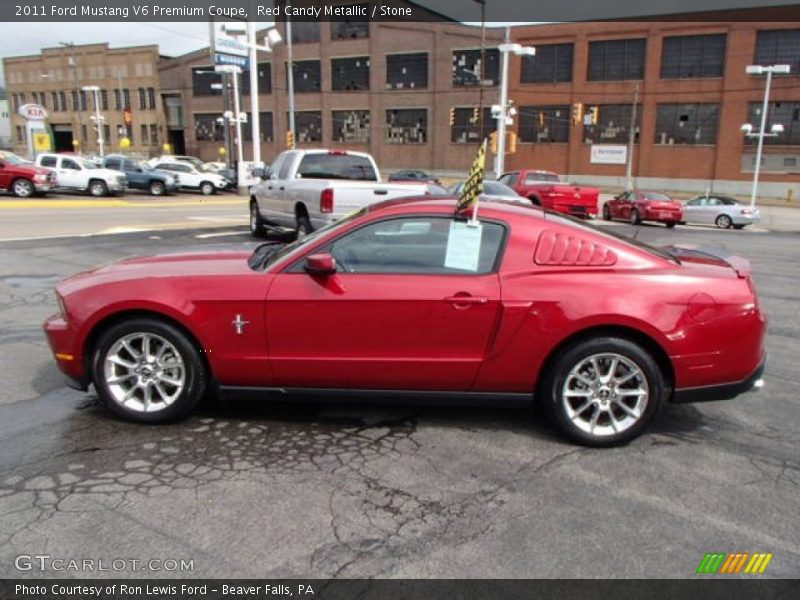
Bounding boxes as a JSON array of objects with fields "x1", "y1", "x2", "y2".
[{"x1": 34, "y1": 173, "x2": 49, "y2": 182}]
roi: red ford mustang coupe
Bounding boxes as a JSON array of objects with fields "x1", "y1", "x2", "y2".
[
  {"x1": 44, "y1": 198, "x2": 765, "y2": 446},
  {"x1": 603, "y1": 190, "x2": 684, "y2": 227}
]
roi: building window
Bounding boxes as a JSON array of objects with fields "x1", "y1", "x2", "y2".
[
  {"x1": 59, "y1": 91, "x2": 66, "y2": 112},
  {"x1": 81, "y1": 124, "x2": 88, "y2": 142},
  {"x1": 386, "y1": 52, "x2": 428, "y2": 90},
  {"x1": 746, "y1": 101, "x2": 800, "y2": 145},
  {"x1": 450, "y1": 107, "x2": 493, "y2": 143},
  {"x1": 294, "y1": 111, "x2": 322, "y2": 142},
  {"x1": 71, "y1": 90, "x2": 79, "y2": 112},
  {"x1": 103, "y1": 124, "x2": 111, "y2": 143},
  {"x1": 192, "y1": 68, "x2": 222, "y2": 96},
  {"x1": 114, "y1": 89, "x2": 121, "y2": 110},
  {"x1": 138, "y1": 88, "x2": 147, "y2": 110},
  {"x1": 331, "y1": 57, "x2": 370, "y2": 91},
  {"x1": 100, "y1": 89, "x2": 109, "y2": 110},
  {"x1": 754, "y1": 29, "x2": 800, "y2": 75},
  {"x1": 519, "y1": 105, "x2": 571, "y2": 143},
  {"x1": 11, "y1": 94, "x2": 19, "y2": 111},
  {"x1": 588, "y1": 38, "x2": 646, "y2": 81},
  {"x1": 123, "y1": 89, "x2": 131, "y2": 109},
  {"x1": 241, "y1": 63, "x2": 272, "y2": 95},
  {"x1": 140, "y1": 124, "x2": 148, "y2": 143},
  {"x1": 386, "y1": 109, "x2": 427, "y2": 144},
  {"x1": 332, "y1": 110, "x2": 370, "y2": 142},
  {"x1": 452, "y1": 48, "x2": 500, "y2": 87},
  {"x1": 150, "y1": 124, "x2": 158, "y2": 145},
  {"x1": 584, "y1": 104, "x2": 642, "y2": 143},
  {"x1": 290, "y1": 22, "x2": 320, "y2": 43},
  {"x1": 288, "y1": 60, "x2": 321, "y2": 93},
  {"x1": 51, "y1": 91, "x2": 59, "y2": 111},
  {"x1": 148, "y1": 88, "x2": 156, "y2": 109},
  {"x1": 655, "y1": 103, "x2": 720, "y2": 145},
  {"x1": 661, "y1": 34, "x2": 726, "y2": 79},
  {"x1": 16, "y1": 125, "x2": 24, "y2": 142},
  {"x1": 195, "y1": 113, "x2": 224, "y2": 141},
  {"x1": 243, "y1": 112, "x2": 274, "y2": 142},
  {"x1": 520, "y1": 43, "x2": 574, "y2": 83},
  {"x1": 330, "y1": 6, "x2": 369, "y2": 40}
]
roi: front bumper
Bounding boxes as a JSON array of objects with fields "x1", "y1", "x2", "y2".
[
  {"x1": 34, "y1": 183, "x2": 52, "y2": 192},
  {"x1": 43, "y1": 313, "x2": 89, "y2": 390},
  {"x1": 672, "y1": 356, "x2": 765, "y2": 403}
]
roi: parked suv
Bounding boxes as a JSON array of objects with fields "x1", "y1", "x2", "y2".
[
  {"x1": 0, "y1": 151, "x2": 56, "y2": 197},
  {"x1": 150, "y1": 160, "x2": 228, "y2": 195},
  {"x1": 104, "y1": 155, "x2": 179, "y2": 196},
  {"x1": 36, "y1": 153, "x2": 127, "y2": 196}
]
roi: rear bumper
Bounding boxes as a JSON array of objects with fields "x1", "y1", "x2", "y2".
[
  {"x1": 732, "y1": 214, "x2": 760, "y2": 225},
  {"x1": 672, "y1": 356, "x2": 765, "y2": 403},
  {"x1": 551, "y1": 203, "x2": 598, "y2": 219},
  {"x1": 643, "y1": 210, "x2": 683, "y2": 222}
]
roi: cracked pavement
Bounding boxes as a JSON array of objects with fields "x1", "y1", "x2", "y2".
[{"x1": 0, "y1": 225, "x2": 798, "y2": 578}]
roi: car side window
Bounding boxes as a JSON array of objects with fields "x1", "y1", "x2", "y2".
[
  {"x1": 278, "y1": 154, "x2": 295, "y2": 180},
  {"x1": 106, "y1": 158, "x2": 121, "y2": 170},
  {"x1": 62, "y1": 158, "x2": 80, "y2": 170},
  {"x1": 40, "y1": 156, "x2": 57, "y2": 168},
  {"x1": 124, "y1": 160, "x2": 139, "y2": 171},
  {"x1": 328, "y1": 217, "x2": 505, "y2": 275},
  {"x1": 686, "y1": 198, "x2": 701, "y2": 206}
]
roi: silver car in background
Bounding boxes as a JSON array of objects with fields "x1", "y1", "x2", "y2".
[
  {"x1": 450, "y1": 180, "x2": 528, "y2": 204},
  {"x1": 682, "y1": 195, "x2": 761, "y2": 229}
]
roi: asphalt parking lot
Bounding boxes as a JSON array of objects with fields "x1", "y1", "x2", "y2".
[{"x1": 0, "y1": 217, "x2": 798, "y2": 579}]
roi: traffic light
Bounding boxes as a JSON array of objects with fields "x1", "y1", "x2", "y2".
[
  {"x1": 286, "y1": 130, "x2": 295, "y2": 149},
  {"x1": 572, "y1": 102, "x2": 584, "y2": 126},
  {"x1": 507, "y1": 131, "x2": 517, "y2": 154},
  {"x1": 538, "y1": 111, "x2": 545, "y2": 128},
  {"x1": 472, "y1": 107, "x2": 479, "y2": 123},
  {"x1": 490, "y1": 131, "x2": 498, "y2": 153},
  {"x1": 588, "y1": 106, "x2": 599, "y2": 125},
  {"x1": 449, "y1": 107, "x2": 456, "y2": 126}
]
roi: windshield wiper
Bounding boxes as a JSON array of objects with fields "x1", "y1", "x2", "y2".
[{"x1": 248, "y1": 242, "x2": 284, "y2": 270}]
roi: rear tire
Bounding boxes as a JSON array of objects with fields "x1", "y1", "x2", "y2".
[
  {"x1": 602, "y1": 204, "x2": 611, "y2": 221},
  {"x1": 200, "y1": 181, "x2": 215, "y2": 196},
  {"x1": 630, "y1": 209, "x2": 641, "y2": 225},
  {"x1": 540, "y1": 337, "x2": 665, "y2": 447},
  {"x1": 529, "y1": 195, "x2": 541, "y2": 206},
  {"x1": 12, "y1": 178, "x2": 35, "y2": 198},
  {"x1": 149, "y1": 180, "x2": 166, "y2": 196},
  {"x1": 296, "y1": 214, "x2": 313, "y2": 240},
  {"x1": 250, "y1": 200, "x2": 265, "y2": 238},
  {"x1": 715, "y1": 214, "x2": 733, "y2": 229},
  {"x1": 733, "y1": 224, "x2": 746, "y2": 230},
  {"x1": 665, "y1": 221, "x2": 676, "y2": 229},
  {"x1": 92, "y1": 318, "x2": 206, "y2": 424},
  {"x1": 89, "y1": 179, "x2": 108, "y2": 197}
]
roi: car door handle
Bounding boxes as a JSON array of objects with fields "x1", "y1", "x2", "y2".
[
  {"x1": 374, "y1": 189, "x2": 388, "y2": 195},
  {"x1": 444, "y1": 294, "x2": 488, "y2": 306},
  {"x1": 279, "y1": 186, "x2": 285, "y2": 191},
  {"x1": 267, "y1": 185, "x2": 273, "y2": 190}
]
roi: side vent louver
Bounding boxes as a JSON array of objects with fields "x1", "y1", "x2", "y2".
[{"x1": 534, "y1": 230, "x2": 617, "y2": 266}]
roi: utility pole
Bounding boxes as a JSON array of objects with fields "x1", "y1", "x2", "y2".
[
  {"x1": 475, "y1": 0, "x2": 486, "y2": 138},
  {"x1": 495, "y1": 27, "x2": 511, "y2": 179},
  {"x1": 625, "y1": 81, "x2": 640, "y2": 192},
  {"x1": 222, "y1": 72, "x2": 232, "y2": 168},
  {"x1": 286, "y1": 16, "x2": 296, "y2": 144},
  {"x1": 59, "y1": 41, "x2": 80, "y2": 152},
  {"x1": 247, "y1": 21, "x2": 261, "y2": 165}
]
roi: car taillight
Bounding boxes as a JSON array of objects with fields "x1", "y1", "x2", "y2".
[
  {"x1": 741, "y1": 208, "x2": 753, "y2": 215},
  {"x1": 328, "y1": 150, "x2": 348, "y2": 155},
  {"x1": 320, "y1": 188, "x2": 334, "y2": 213}
]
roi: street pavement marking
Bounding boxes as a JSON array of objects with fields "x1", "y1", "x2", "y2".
[
  {"x1": 0, "y1": 199, "x2": 130, "y2": 208},
  {"x1": 194, "y1": 231, "x2": 250, "y2": 239}
]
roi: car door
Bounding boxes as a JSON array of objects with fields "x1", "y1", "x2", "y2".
[
  {"x1": 0, "y1": 159, "x2": 10, "y2": 190},
  {"x1": 265, "y1": 215, "x2": 506, "y2": 390},
  {"x1": 683, "y1": 197, "x2": 705, "y2": 224},
  {"x1": 123, "y1": 159, "x2": 145, "y2": 190},
  {"x1": 609, "y1": 191, "x2": 629, "y2": 218},
  {"x1": 263, "y1": 152, "x2": 295, "y2": 226},
  {"x1": 57, "y1": 157, "x2": 85, "y2": 189}
]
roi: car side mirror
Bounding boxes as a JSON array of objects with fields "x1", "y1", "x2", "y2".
[
  {"x1": 252, "y1": 167, "x2": 265, "y2": 179},
  {"x1": 305, "y1": 253, "x2": 336, "y2": 276}
]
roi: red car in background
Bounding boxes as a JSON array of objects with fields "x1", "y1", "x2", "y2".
[
  {"x1": 604, "y1": 190, "x2": 684, "y2": 228},
  {"x1": 0, "y1": 151, "x2": 56, "y2": 197},
  {"x1": 499, "y1": 169, "x2": 599, "y2": 218},
  {"x1": 44, "y1": 197, "x2": 765, "y2": 446}
]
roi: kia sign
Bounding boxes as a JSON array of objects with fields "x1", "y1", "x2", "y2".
[
  {"x1": 209, "y1": 21, "x2": 249, "y2": 69},
  {"x1": 590, "y1": 144, "x2": 627, "y2": 165},
  {"x1": 18, "y1": 103, "x2": 48, "y2": 121}
]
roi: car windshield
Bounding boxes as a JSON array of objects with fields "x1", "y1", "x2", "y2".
[
  {"x1": 296, "y1": 153, "x2": 377, "y2": 181},
  {"x1": 527, "y1": 172, "x2": 560, "y2": 183},
  {"x1": 544, "y1": 211, "x2": 679, "y2": 264},
  {"x1": 483, "y1": 182, "x2": 518, "y2": 196},
  {"x1": 642, "y1": 192, "x2": 671, "y2": 201},
  {"x1": 80, "y1": 159, "x2": 98, "y2": 169},
  {"x1": 249, "y1": 208, "x2": 368, "y2": 271},
  {"x1": 0, "y1": 153, "x2": 24, "y2": 165}
]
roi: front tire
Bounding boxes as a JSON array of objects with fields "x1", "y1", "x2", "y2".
[
  {"x1": 529, "y1": 195, "x2": 541, "y2": 206},
  {"x1": 199, "y1": 181, "x2": 216, "y2": 196},
  {"x1": 149, "y1": 180, "x2": 166, "y2": 196},
  {"x1": 89, "y1": 179, "x2": 108, "y2": 197},
  {"x1": 250, "y1": 200, "x2": 265, "y2": 238},
  {"x1": 540, "y1": 337, "x2": 665, "y2": 446},
  {"x1": 602, "y1": 204, "x2": 612, "y2": 221},
  {"x1": 715, "y1": 214, "x2": 733, "y2": 229},
  {"x1": 630, "y1": 209, "x2": 641, "y2": 226},
  {"x1": 92, "y1": 318, "x2": 207, "y2": 423},
  {"x1": 12, "y1": 178, "x2": 35, "y2": 198}
]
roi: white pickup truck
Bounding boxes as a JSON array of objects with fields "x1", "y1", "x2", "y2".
[
  {"x1": 248, "y1": 149, "x2": 438, "y2": 238},
  {"x1": 35, "y1": 153, "x2": 128, "y2": 196}
]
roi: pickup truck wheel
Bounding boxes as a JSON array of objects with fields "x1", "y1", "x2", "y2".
[
  {"x1": 541, "y1": 337, "x2": 664, "y2": 447},
  {"x1": 602, "y1": 204, "x2": 611, "y2": 221},
  {"x1": 296, "y1": 215, "x2": 313, "y2": 240},
  {"x1": 629, "y1": 209, "x2": 641, "y2": 225},
  {"x1": 12, "y1": 178, "x2": 34, "y2": 198},
  {"x1": 149, "y1": 180, "x2": 166, "y2": 196},
  {"x1": 93, "y1": 318, "x2": 207, "y2": 424},
  {"x1": 250, "y1": 201, "x2": 265, "y2": 237},
  {"x1": 529, "y1": 195, "x2": 541, "y2": 206},
  {"x1": 199, "y1": 181, "x2": 216, "y2": 196},
  {"x1": 89, "y1": 180, "x2": 108, "y2": 197}
]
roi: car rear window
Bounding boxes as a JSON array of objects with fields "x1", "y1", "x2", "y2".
[
  {"x1": 525, "y1": 172, "x2": 560, "y2": 184},
  {"x1": 297, "y1": 153, "x2": 377, "y2": 181},
  {"x1": 642, "y1": 192, "x2": 671, "y2": 201}
]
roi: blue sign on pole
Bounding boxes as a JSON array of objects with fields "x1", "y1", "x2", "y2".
[{"x1": 214, "y1": 53, "x2": 249, "y2": 69}]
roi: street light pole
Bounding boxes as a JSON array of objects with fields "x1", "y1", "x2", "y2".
[
  {"x1": 82, "y1": 85, "x2": 104, "y2": 158},
  {"x1": 625, "y1": 81, "x2": 640, "y2": 192},
  {"x1": 286, "y1": 16, "x2": 296, "y2": 143},
  {"x1": 247, "y1": 21, "x2": 260, "y2": 165},
  {"x1": 744, "y1": 63, "x2": 791, "y2": 209}
]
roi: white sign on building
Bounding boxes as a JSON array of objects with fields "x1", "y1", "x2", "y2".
[{"x1": 590, "y1": 144, "x2": 627, "y2": 165}]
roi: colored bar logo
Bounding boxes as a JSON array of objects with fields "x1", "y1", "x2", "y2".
[{"x1": 697, "y1": 552, "x2": 773, "y2": 574}]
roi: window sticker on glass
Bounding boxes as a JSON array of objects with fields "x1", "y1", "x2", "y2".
[{"x1": 444, "y1": 220, "x2": 483, "y2": 272}]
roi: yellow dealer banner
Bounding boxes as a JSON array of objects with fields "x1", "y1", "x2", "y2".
[
  {"x1": 456, "y1": 138, "x2": 487, "y2": 221},
  {"x1": 33, "y1": 132, "x2": 52, "y2": 152}
]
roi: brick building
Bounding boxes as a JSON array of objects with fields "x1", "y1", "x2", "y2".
[
  {"x1": 3, "y1": 43, "x2": 166, "y2": 156},
  {"x1": 508, "y1": 22, "x2": 800, "y2": 196}
]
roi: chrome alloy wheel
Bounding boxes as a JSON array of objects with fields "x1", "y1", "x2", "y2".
[
  {"x1": 561, "y1": 352, "x2": 649, "y2": 437},
  {"x1": 103, "y1": 332, "x2": 185, "y2": 413}
]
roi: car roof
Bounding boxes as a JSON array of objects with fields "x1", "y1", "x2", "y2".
[{"x1": 364, "y1": 195, "x2": 546, "y2": 221}]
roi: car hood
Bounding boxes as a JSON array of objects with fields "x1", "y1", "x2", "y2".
[{"x1": 56, "y1": 247, "x2": 256, "y2": 296}]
